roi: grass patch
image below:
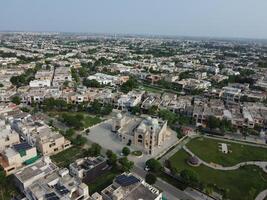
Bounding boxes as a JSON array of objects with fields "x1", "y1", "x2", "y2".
[
  {"x1": 83, "y1": 116, "x2": 102, "y2": 128},
  {"x1": 88, "y1": 168, "x2": 121, "y2": 195},
  {"x1": 0, "y1": 169, "x2": 19, "y2": 200},
  {"x1": 51, "y1": 146, "x2": 86, "y2": 168},
  {"x1": 169, "y1": 149, "x2": 267, "y2": 200},
  {"x1": 187, "y1": 137, "x2": 267, "y2": 166},
  {"x1": 49, "y1": 111, "x2": 102, "y2": 129},
  {"x1": 131, "y1": 151, "x2": 142, "y2": 156}
]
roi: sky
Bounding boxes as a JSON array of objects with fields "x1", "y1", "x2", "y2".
[{"x1": 1, "y1": 0, "x2": 267, "y2": 39}]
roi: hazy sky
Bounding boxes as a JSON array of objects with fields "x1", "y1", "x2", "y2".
[{"x1": 1, "y1": 0, "x2": 267, "y2": 39}]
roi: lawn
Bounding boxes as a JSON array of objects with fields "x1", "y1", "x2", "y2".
[
  {"x1": 83, "y1": 115, "x2": 102, "y2": 128},
  {"x1": 49, "y1": 111, "x2": 102, "y2": 129},
  {"x1": 187, "y1": 137, "x2": 267, "y2": 166},
  {"x1": 169, "y1": 149, "x2": 267, "y2": 200},
  {"x1": 87, "y1": 168, "x2": 121, "y2": 195},
  {"x1": 0, "y1": 168, "x2": 19, "y2": 200},
  {"x1": 51, "y1": 146, "x2": 87, "y2": 168}
]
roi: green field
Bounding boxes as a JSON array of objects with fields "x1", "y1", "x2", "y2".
[
  {"x1": 169, "y1": 149, "x2": 267, "y2": 200},
  {"x1": 187, "y1": 137, "x2": 267, "y2": 166},
  {"x1": 51, "y1": 146, "x2": 86, "y2": 168}
]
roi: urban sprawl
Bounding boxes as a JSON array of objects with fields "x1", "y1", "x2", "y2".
[{"x1": 1, "y1": 32, "x2": 267, "y2": 200}]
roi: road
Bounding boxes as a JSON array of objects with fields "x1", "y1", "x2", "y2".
[{"x1": 132, "y1": 166, "x2": 195, "y2": 200}]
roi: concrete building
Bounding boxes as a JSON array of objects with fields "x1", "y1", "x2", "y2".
[
  {"x1": 0, "y1": 142, "x2": 38, "y2": 175},
  {"x1": 0, "y1": 120, "x2": 20, "y2": 151},
  {"x1": 69, "y1": 156, "x2": 108, "y2": 183},
  {"x1": 14, "y1": 157, "x2": 90, "y2": 200},
  {"x1": 36, "y1": 130, "x2": 71, "y2": 156},
  {"x1": 95, "y1": 173, "x2": 162, "y2": 200}
]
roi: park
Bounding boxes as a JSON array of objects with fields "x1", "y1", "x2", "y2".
[{"x1": 167, "y1": 136, "x2": 267, "y2": 200}]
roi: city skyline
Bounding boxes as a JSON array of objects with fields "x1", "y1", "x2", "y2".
[{"x1": 1, "y1": 0, "x2": 267, "y2": 39}]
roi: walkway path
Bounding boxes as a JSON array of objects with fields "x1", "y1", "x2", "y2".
[
  {"x1": 183, "y1": 146, "x2": 267, "y2": 173},
  {"x1": 255, "y1": 189, "x2": 267, "y2": 200}
]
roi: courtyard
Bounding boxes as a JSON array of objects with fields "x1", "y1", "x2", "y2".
[{"x1": 85, "y1": 119, "x2": 178, "y2": 167}]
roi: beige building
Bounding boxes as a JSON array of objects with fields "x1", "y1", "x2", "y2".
[
  {"x1": 112, "y1": 113, "x2": 167, "y2": 155},
  {"x1": 36, "y1": 130, "x2": 71, "y2": 156},
  {"x1": 0, "y1": 142, "x2": 38, "y2": 175},
  {"x1": 0, "y1": 120, "x2": 20, "y2": 151}
]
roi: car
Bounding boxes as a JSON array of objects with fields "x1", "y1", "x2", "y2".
[{"x1": 144, "y1": 166, "x2": 150, "y2": 171}]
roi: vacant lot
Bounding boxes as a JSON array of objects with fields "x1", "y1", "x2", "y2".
[
  {"x1": 169, "y1": 149, "x2": 267, "y2": 200},
  {"x1": 187, "y1": 137, "x2": 267, "y2": 166}
]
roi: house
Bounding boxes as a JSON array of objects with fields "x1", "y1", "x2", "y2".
[
  {"x1": 0, "y1": 142, "x2": 38, "y2": 175},
  {"x1": 0, "y1": 120, "x2": 20, "y2": 151},
  {"x1": 69, "y1": 156, "x2": 108, "y2": 184},
  {"x1": 95, "y1": 173, "x2": 162, "y2": 200}
]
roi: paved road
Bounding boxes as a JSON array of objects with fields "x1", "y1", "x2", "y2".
[{"x1": 132, "y1": 166, "x2": 195, "y2": 200}]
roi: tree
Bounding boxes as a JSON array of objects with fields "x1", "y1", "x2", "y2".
[
  {"x1": 11, "y1": 96, "x2": 21, "y2": 105},
  {"x1": 158, "y1": 109, "x2": 177, "y2": 125},
  {"x1": 122, "y1": 147, "x2": 130, "y2": 156},
  {"x1": 61, "y1": 113, "x2": 84, "y2": 129},
  {"x1": 120, "y1": 77, "x2": 138, "y2": 93},
  {"x1": 72, "y1": 135, "x2": 87, "y2": 146},
  {"x1": 106, "y1": 150, "x2": 117, "y2": 166},
  {"x1": 118, "y1": 157, "x2": 134, "y2": 172},
  {"x1": 145, "y1": 173, "x2": 157, "y2": 185},
  {"x1": 87, "y1": 143, "x2": 102, "y2": 157},
  {"x1": 180, "y1": 169, "x2": 199, "y2": 186},
  {"x1": 131, "y1": 106, "x2": 141, "y2": 115},
  {"x1": 0, "y1": 83, "x2": 3, "y2": 87},
  {"x1": 206, "y1": 116, "x2": 220, "y2": 130},
  {"x1": 148, "y1": 105, "x2": 158, "y2": 116},
  {"x1": 83, "y1": 79, "x2": 102, "y2": 88},
  {"x1": 146, "y1": 159, "x2": 162, "y2": 173}
]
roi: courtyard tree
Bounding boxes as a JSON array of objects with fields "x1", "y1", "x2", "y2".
[
  {"x1": 118, "y1": 157, "x2": 134, "y2": 172},
  {"x1": 122, "y1": 147, "x2": 131, "y2": 156},
  {"x1": 106, "y1": 150, "x2": 118, "y2": 167},
  {"x1": 87, "y1": 143, "x2": 102, "y2": 157}
]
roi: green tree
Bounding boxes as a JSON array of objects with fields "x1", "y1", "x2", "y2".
[
  {"x1": 87, "y1": 143, "x2": 102, "y2": 157},
  {"x1": 146, "y1": 159, "x2": 162, "y2": 173},
  {"x1": 148, "y1": 105, "x2": 158, "y2": 116},
  {"x1": 120, "y1": 77, "x2": 138, "y2": 93},
  {"x1": 83, "y1": 79, "x2": 102, "y2": 88},
  {"x1": 122, "y1": 147, "x2": 131, "y2": 156},
  {"x1": 206, "y1": 116, "x2": 221, "y2": 130},
  {"x1": 72, "y1": 135, "x2": 87, "y2": 146},
  {"x1": 118, "y1": 157, "x2": 134, "y2": 172},
  {"x1": 145, "y1": 173, "x2": 157, "y2": 185},
  {"x1": 180, "y1": 169, "x2": 199, "y2": 186},
  {"x1": 11, "y1": 96, "x2": 21, "y2": 105},
  {"x1": 0, "y1": 83, "x2": 3, "y2": 87},
  {"x1": 106, "y1": 150, "x2": 117, "y2": 166}
]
